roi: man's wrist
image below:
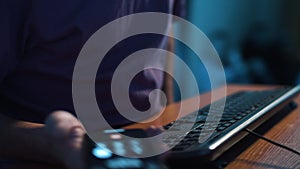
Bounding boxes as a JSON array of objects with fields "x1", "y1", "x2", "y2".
[{"x1": 0, "y1": 114, "x2": 61, "y2": 166}]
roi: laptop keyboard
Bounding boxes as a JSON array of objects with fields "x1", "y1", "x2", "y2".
[{"x1": 162, "y1": 86, "x2": 300, "y2": 162}]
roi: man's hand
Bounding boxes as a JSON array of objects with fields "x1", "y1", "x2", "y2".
[
  {"x1": 0, "y1": 110, "x2": 168, "y2": 169},
  {"x1": 45, "y1": 111, "x2": 86, "y2": 169}
]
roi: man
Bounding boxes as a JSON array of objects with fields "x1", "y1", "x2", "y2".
[{"x1": 0, "y1": 1, "x2": 186, "y2": 169}]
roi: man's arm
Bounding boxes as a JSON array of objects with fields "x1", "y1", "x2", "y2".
[
  {"x1": 0, "y1": 111, "x2": 86, "y2": 169},
  {"x1": 0, "y1": 114, "x2": 56, "y2": 163}
]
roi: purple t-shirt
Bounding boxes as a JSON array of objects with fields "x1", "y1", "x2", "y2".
[{"x1": 0, "y1": 0, "x2": 186, "y2": 127}]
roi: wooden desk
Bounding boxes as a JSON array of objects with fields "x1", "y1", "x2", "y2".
[
  {"x1": 222, "y1": 85, "x2": 300, "y2": 169},
  {"x1": 3, "y1": 84, "x2": 300, "y2": 169},
  {"x1": 126, "y1": 84, "x2": 300, "y2": 169}
]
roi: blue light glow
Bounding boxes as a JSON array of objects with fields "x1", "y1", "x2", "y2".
[{"x1": 92, "y1": 144, "x2": 113, "y2": 159}]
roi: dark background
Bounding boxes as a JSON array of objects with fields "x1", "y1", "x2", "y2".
[{"x1": 173, "y1": 0, "x2": 300, "y2": 100}]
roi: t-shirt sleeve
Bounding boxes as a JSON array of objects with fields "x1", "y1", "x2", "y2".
[
  {"x1": 173, "y1": 0, "x2": 187, "y2": 18},
  {"x1": 0, "y1": 1, "x2": 12, "y2": 82},
  {"x1": 0, "y1": 1, "x2": 29, "y2": 83}
]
